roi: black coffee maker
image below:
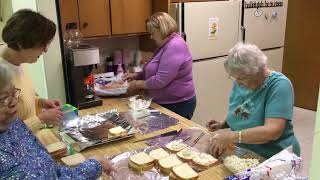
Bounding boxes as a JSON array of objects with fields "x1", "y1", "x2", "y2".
[{"x1": 65, "y1": 44, "x2": 102, "y2": 109}]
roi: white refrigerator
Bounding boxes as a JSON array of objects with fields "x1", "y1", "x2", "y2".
[
  {"x1": 169, "y1": 0, "x2": 288, "y2": 126},
  {"x1": 242, "y1": 0, "x2": 288, "y2": 72},
  {"x1": 170, "y1": 1, "x2": 241, "y2": 125}
]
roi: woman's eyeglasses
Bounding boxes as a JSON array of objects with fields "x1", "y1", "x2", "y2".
[
  {"x1": 0, "y1": 88, "x2": 21, "y2": 106},
  {"x1": 228, "y1": 74, "x2": 250, "y2": 82}
]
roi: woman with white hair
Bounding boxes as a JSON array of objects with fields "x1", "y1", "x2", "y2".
[
  {"x1": 0, "y1": 64, "x2": 113, "y2": 179},
  {"x1": 207, "y1": 43, "x2": 300, "y2": 158}
]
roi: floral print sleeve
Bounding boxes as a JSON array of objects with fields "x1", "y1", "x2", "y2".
[
  {"x1": 0, "y1": 118, "x2": 102, "y2": 179},
  {"x1": 56, "y1": 159, "x2": 102, "y2": 179}
]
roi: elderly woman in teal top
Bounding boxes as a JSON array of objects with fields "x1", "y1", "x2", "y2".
[{"x1": 207, "y1": 43, "x2": 300, "y2": 159}]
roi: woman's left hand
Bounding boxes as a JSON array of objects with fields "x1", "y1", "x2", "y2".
[
  {"x1": 209, "y1": 129, "x2": 236, "y2": 157},
  {"x1": 41, "y1": 99, "x2": 61, "y2": 109}
]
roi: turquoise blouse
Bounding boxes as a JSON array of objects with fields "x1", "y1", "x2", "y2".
[{"x1": 226, "y1": 71, "x2": 300, "y2": 158}]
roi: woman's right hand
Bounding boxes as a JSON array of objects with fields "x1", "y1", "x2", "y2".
[
  {"x1": 206, "y1": 119, "x2": 223, "y2": 132},
  {"x1": 38, "y1": 108, "x2": 63, "y2": 126},
  {"x1": 91, "y1": 156, "x2": 114, "y2": 174},
  {"x1": 122, "y1": 73, "x2": 138, "y2": 81}
]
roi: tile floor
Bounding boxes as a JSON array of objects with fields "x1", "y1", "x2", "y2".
[{"x1": 292, "y1": 107, "x2": 316, "y2": 176}]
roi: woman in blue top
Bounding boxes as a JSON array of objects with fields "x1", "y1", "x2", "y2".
[
  {"x1": 0, "y1": 64, "x2": 113, "y2": 179},
  {"x1": 207, "y1": 43, "x2": 300, "y2": 159}
]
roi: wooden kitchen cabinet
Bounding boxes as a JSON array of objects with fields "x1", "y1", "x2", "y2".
[
  {"x1": 110, "y1": 0, "x2": 152, "y2": 35},
  {"x1": 139, "y1": 0, "x2": 170, "y2": 52},
  {"x1": 59, "y1": 0, "x2": 79, "y2": 34},
  {"x1": 59, "y1": 0, "x2": 111, "y2": 37},
  {"x1": 78, "y1": 0, "x2": 111, "y2": 37},
  {"x1": 59, "y1": 0, "x2": 164, "y2": 38}
]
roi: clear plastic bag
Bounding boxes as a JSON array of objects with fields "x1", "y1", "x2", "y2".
[{"x1": 224, "y1": 148, "x2": 309, "y2": 180}]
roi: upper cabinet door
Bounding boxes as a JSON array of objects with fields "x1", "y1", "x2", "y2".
[
  {"x1": 110, "y1": 0, "x2": 124, "y2": 35},
  {"x1": 123, "y1": 0, "x2": 152, "y2": 34},
  {"x1": 152, "y1": 0, "x2": 170, "y2": 13},
  {"x1": 78, "y1": 0, "x2": 111, "y2": 37},
  {"x1": 59, "y1": 0, "x2": 79, "y2": 33},
  {"x1": 111, "y1": 0, "x2": 152, "y2": 35}
]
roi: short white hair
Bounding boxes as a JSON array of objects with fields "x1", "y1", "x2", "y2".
[
  {"x1": 224, "y1": 42, "x2": 267, "y2": 76},
  {"x1": 0, "y1": 64, "x2": 12, "y2": 92}
]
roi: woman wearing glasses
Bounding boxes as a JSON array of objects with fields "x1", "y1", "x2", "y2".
[
  {"x1": 0, "y1": 9, "x2": 63, "y2": 132},
  {"x1": 207, "y1": 43, "x2": 300, "y2": 159},
  {"x1": 0, "y1": 64, "x2": 113, "y2": 179}
]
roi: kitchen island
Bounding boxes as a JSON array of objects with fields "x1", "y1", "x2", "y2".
[{"x1": 37, "y1": 98, "x2": 232, "y2": 180}]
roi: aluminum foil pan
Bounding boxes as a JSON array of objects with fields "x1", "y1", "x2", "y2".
[{"x1": 61, "y1": 109, "x2": 134, "y2": 151}]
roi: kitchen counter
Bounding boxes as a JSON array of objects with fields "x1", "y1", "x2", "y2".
[{"x1": 39, "y1": 98, "x2": 232, "y2": 179}]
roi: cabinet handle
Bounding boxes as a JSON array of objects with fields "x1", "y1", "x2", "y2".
[{"x1": 83, "y1": 22, "x2": 88, "y2": 29}]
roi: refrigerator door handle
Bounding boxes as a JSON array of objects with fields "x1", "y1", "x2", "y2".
[
  {"x1": 178, "y1": 3, "x2": 183, "y2": 33},
  {"x1": 241, "y1": 26, "x2": 246, "y2": 42}
]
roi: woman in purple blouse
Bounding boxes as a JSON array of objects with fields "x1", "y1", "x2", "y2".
[{"x1": 124, "y1": 12, "x2": 196, "y2": 120}]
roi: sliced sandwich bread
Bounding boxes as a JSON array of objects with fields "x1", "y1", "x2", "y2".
[
  {"x1": 61, "y1": 153, "x2": 86, "y2": 166},
  {"x1": 169, "y1": 163, "x2": 199, "y2": 180},
  {"x1": 46, "y1": 141, "x2": 67, "y2": 154},
  {"x1": 165, "y1": 140, "x2": 188, "y2": 153},
  {"x1": 128, "y1": 152, "x2": 154, "y2": 172},
  {"x1": 177, "y1": 148, "x2": 199, "y2": 162},
  {"x1": 109, "y1": 126, "x2": 127, "y2": 137},
  {"x1": 149, "y1": 148, "x2": 170, "y2": 165},
  {"x1": 159, "y1": 154, "x2": 183, "y2": 175},
  {"x1": 192, "y1": 153, "x2": 218, "y2": 170}
]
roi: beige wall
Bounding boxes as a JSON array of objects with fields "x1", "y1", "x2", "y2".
[
  {"x1": 36, "y1": 0, "x2": 66, "y2": 102},
  {"x1": 0, "y1": 0, "x2": 13, "y2": 42}
]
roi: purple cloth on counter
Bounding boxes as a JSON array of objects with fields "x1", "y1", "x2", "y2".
[{"x1": 137, "y1": 33, "x2": 196, "y2": 104}]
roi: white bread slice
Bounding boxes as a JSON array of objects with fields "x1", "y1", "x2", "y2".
[
  {"x1": 177, "y1": 148, "x2": 199, "y2": 162},
  {"x1": 159, "y1": 154, "x2": 183, "y2": 175},
  {"x1": 192, "y1": 153, "x2": 218, "y2": 170},
  {"x1": 130, "y1": 152, "x2": 154, "y2": 165},
  {"x1": 46, "y1": 142, "x2": 67, "y2": 154},
  {"x1": 128, "y1": 152, "x2": 154, "y2": 172},
  {"x1": 61, "y1": 153, "x2": 86, "y2": 166},
  {"x1": 109, "y1": 126, "x2": 127, "y2": 136},
  {"x1": 171, "y1": 163, "x2": 199, "y2": 180},
  {"x1": 128, "y1": 158, "x2": 154, "y2": 173},
  {"x1": 149, "y1": 148, "x2": 170, "y2": 161},
  {"x1": 165, "y1": 140, "x2": 188, "y2": 153}
]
